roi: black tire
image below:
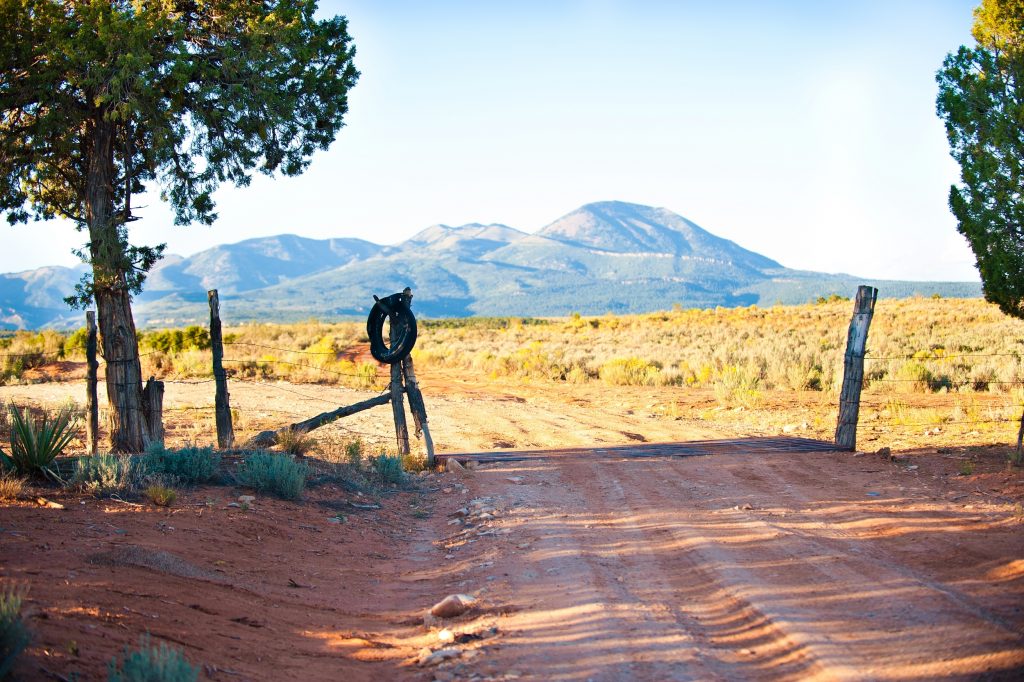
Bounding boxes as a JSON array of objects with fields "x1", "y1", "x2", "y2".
[{"x1": 366, "y1": 293, "x2": 418, "y2": 365}]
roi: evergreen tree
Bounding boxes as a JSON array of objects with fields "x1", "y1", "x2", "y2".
[{"x1": 0, "y1": 1, "x2": 358, "y2": 451}]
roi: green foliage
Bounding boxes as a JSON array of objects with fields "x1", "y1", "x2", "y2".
[
  {"x1": 1, "y1": 1, "x2": 359, "y2": 302},
  {"x1": 108, "y1": 635, "x2": 198, "y2": 682},
  {"x1": 142, "y1": 443, "x2": 220, "y2": 485},
  {"x1": 370, "y1": 454, "x2": 406, "y2": 484},
  {"x1": 143, "y1": 327, "x2": 211, "y2": 354},
  {"x1": 344, "y1": 438, "x2": 363, "y2": 467},
  {"x1": 0, "y1": 586, "x2": 30, "y2": 681},
  {"x1": 73, "y1": 454, "x2": 144, "y2": 495},
  {"x1": 236, "y1": 451, "x2": 308, "y2": 500},
  {"x1": 936, "y1": 0, "x2": 1024, "y2": 319},
  {"x1": 3, "y1": 405, "x2": 78, "y2": 481}
]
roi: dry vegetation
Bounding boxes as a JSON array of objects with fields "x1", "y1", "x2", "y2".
[{"x1": 2, "y1": 297, "x2": 1023, "y2": 454}]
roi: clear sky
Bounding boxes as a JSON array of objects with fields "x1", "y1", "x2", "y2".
[{"x1": 4, "y1": 0, "x2": 983, "y2": 282}]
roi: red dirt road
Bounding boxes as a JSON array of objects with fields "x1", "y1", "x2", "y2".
[{"x1": 2, "y1": 376, "x2": 1023, "y2": 680}]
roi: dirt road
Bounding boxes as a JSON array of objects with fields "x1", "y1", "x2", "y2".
[
  {"x1": 424, "y1": 448, "x2": 1024, "y2": 680},
  {"x1": 3, "y1": 375, "x2": 1023, "y2": 680}
]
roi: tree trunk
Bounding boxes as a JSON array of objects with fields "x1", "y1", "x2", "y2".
[{"x1": 86, "y1": 115, "x2": 149, "y2": 453}]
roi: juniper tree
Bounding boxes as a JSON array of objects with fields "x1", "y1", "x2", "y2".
[{"x1": 0, "y1": 1, "x2": 358, "y2": 451}]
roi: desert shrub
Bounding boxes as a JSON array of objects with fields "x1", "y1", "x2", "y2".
[
  {"x1": 714, "y1": 365, "x2": 762, "y2": 408},
  {"x1": 369, "y1": 454, "x2": 405, "y2": 484},
  {"x1": 0, "y1": 586, "x2": 30, "y2": 681},
  {"x1": 108, "y1": 635, "x2": 198, "y2": 682},
  {"x1": 0, "y1": 471, "x2": 24, "y2": 501},
  {"x1": 73, "y1": 454, "x2": 145, "y2": 495},
  {"x1": 276, "y1": 429, "x2": 314, "y2": 456},
  {"x1": 344, "y1": 438, "x2": 363, "y2": 467},
  {"x1": 598, "y1": 357, "x2": 661, "y2": 386},
  {"x1": 236, "y1": 451, "x2": 307, "y2": 500},
  {"x1": 895, "y1": 362, "x2": 936, "y2": 392},
  {"x1": 3, "y1": 405, "x2": 78, "y2": 481},
  {"x1": 142, "y1": 443, "x2": 220, "y2": 485},
  {"x1": 143, "y1": 326, "x2": 211, "y2": 354},
  {"x1": 144, "y1": 483, "x2": 177, "y2": 507}
]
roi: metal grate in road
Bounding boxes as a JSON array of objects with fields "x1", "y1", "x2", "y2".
[{"x1": 435, "y1": 436, "x2": 839, "y2": 465}]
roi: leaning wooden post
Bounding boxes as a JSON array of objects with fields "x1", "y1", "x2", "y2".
[
  {"x1": 85, "y1": 311, "x2": 99, "y2": 455},
  {"x1": 389, "y1": 293, "x2": 411, "y2": 456},
  {"x1": 835, "y1": 286, "x2": 878, "y2": 451},
  {"x1": 208, "y1": 290, "x2": 234, "y2": 449},
  {"x1": 402, "y1": 355, "x2": 435, "y2": 467}
]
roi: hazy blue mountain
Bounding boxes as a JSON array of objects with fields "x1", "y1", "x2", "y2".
[{"x1": 1, "y1": 201, "x2": 982, "y2": 329}]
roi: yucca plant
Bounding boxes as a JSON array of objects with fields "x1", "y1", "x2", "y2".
[
  {"x1": 3, "y1": 406, "x2": 78, "y2": 482},
  {"x1": 7, "y1": 407, "x2": 76, "y2": 479}
]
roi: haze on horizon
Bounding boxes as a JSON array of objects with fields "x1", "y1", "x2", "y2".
[{"x1": 3, "y1": 0, "x2": 982, "y2": 283}]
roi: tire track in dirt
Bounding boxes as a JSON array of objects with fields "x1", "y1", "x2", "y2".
[{"x1": 432, "y1": 450, "x2": 1024, "y2": 681}]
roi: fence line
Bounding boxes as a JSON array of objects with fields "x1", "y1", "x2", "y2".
[{"x1": 864, "y1": 351, "x2": 1021, "y2": 361}]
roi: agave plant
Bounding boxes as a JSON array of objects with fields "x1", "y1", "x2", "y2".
[{"x1": 2, "y1": 406, "x2": 78, "y2": 482}]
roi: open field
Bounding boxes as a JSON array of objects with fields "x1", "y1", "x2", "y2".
[{"x1": 1, "y1": 297, "x2": 1023, "y2": 680}]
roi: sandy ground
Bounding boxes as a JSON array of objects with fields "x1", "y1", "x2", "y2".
[{"x1": 2, "y1": 369, "x2": 1023, "y2": 680}]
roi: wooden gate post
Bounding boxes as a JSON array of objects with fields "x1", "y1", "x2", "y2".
[
  {"x1": 208, "y1": 290, "x2": 235, "y2": 448},
  {"x1": 835, "y1": 286, "x2": 878, "y2": 451},
  {"x1": 402, "y1": 355, "x2": 435, "y2": 467},
  {"x1": 85, "y1": 311, "x2": 99, "y2": 455},
  {"x1": 389, "y1": 293, "x2": 411, "y2": 456},
  {"x1": 142, "y1": 377, "x2": 165, "y2": 444}
]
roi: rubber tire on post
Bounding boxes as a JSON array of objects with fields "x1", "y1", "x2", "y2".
[{"x1": 366, "y1": 293, "x2": 418, "y2": 365}]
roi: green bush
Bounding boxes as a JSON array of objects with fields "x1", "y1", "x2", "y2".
[
  {"x1": 73, "y1": 454, "x2": 144, "y2": 495},
  {"x1": 344, "y1": 438, "x2": 363, "y2": 467},
  {"x1": 143, "y1": 443, "x2": 220, "y2": 485},
  {"x1": 370, "y1": 454, "x2": 405, "y2": 484},
  {"x1": 143, "y1": 326, "x2": 211, "y2": 354},
  {"x1": 236, "y1": 451, "x2": 307, "y2": 500},
  {"x1": 0, "y1": 586, "x2": 30, "y2": 681},
  {"x1": 3, "y1": 405, "x2": 78, "y2": 481},
  {"x1": 714, "y1": 365, "x2": 762, "y2": 408},
  {"x1": 108, "y1": 635, "x2": 198, "y2": 682}
]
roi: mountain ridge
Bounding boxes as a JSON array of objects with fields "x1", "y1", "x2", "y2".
[{"x1": 2, "y1": 201, "x2": 981, "y2": 329}]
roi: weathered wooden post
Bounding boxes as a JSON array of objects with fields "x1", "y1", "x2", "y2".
[
  {"x1": 835, "y1": 286, "x2": 878, "y2": 451},
  {"x1": 389, "y1": 295, "x2": 411, "y2": 456},
  {"x1": 402, "y1": 355, "x2": 435, "y2": 467},
  {"x1": 208, "y1": 290, "x2": 234, "y2": 448},
  {"x1": 142, "y1": 377, "x2": 165, "y2": 444},
  {"x1": 85, "y1": 311, "x2": 99, "y2": 455}
]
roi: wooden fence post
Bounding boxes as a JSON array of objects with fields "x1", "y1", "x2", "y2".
[
  {"x1": 85, "y1": 311, "x2": 99, "y2": 455},
  {"x1": 390, "y1": 299, "x2": 411, "y2": 456},
  {"x1": 835, "y1": 285, "x2": 878, "y2": 451},
  {"x1": 142, "y1": 377, "x2": 165, "y2": 444},
  {"x1": 208, "y1": 290, "x2": 234, "y2": 449},
  {"x1": 402, "y1": 355, "x2": 435, "y2": 467}
]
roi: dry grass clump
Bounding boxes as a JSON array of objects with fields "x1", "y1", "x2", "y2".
[{"x1": 0, "y1": 330, "x2": 70, "y2": 384}]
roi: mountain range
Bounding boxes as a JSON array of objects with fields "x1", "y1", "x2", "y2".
[{"x1": 1, "y1": 201, "x2": 981, "y2": 329}]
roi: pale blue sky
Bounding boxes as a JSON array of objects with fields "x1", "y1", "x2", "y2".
[{"x1": 5, "y1": 0, "x2": 982, "y2": 281}]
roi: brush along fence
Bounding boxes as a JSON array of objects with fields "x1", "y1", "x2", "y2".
[{"x1": 76, "y1": 287, "x2": 434, "y2": 465}]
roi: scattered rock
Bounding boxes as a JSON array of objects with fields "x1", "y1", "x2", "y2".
[
  {"x1": 430, "y1": 594, "x2": 478, "y2": 619},
  {"x1": 446, "y1": 458, "x2": 467, "y2": 474},
  {"x1": 452, "y1": 507, "x2": 469, "y2": 518},
  {"x1": 418, "y1": 647, "x2": 462, "y2": 667},
  {"x1": 506, "y1": 476, "x2": 524, "y2": 483},
  {"x1": 35, "y1": 497, "x2": 64, "y2": 509},
  {"x1": 464, "y1": 461, "x2": 479, "y2": 470},
  {"x1": 238, "y1": 495, "x2": 256, "y2": 504},
  {"x1": 437, "y1": 628, "x2": 455, "y2": 644},
  {"x1": 877, "y1": 447, "x2": 892, "y2": 457},
  {"x1": 226, "y1": 502, "x2": 241, "y2": 508}
]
